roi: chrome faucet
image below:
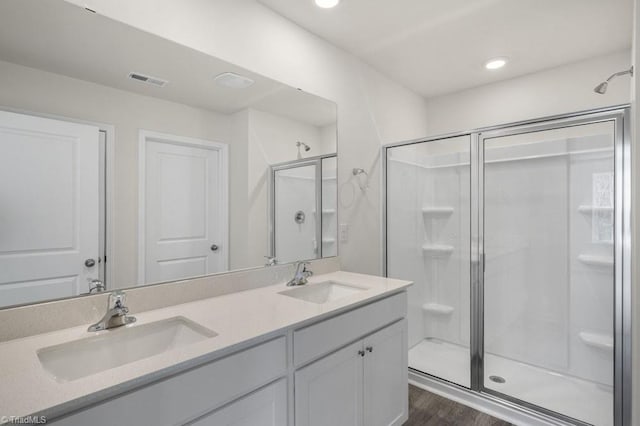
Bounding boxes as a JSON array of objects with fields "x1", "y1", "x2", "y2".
[
  {"x1": 88, "y1": 291, "x2": 136, "y2": 332},
  {"x1": 88, "y1": 278, "x2": 105, "y2": 293},
  {"x1": 287, "y1": 261, "x2": 313, "y2": 286}
]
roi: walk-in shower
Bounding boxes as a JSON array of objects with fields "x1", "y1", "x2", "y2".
[{"x1": 383, "y1": 107, "x2": 631, "y2": 426}]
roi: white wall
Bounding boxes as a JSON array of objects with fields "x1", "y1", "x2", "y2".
[
  {"x1": 62, "y1": 0, "x2": 431, "y2": 276},
  {"x1": 424, "y1": 51, "x2": 631, "y2": 137},
  {"x1": 0, "y1": 59, "x2": 231, "y2": 289}
]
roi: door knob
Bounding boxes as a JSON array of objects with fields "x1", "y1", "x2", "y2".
[
  {"x1": 210, "y1": 244, "x2": 219, "y2": 252},
  {"x1": 84, "y1": 258, "x2": 96, "y2": 268}
]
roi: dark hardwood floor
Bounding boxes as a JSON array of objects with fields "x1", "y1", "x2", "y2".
[{"x1": 405, "y1": 385, "x2": 513, "y2": 426}]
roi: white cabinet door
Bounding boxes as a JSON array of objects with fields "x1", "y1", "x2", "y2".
[
  {"x1": 189, "y1": 379, "x2": 287, "y2": 426},
  {"x1": 363, "y1": 320, "x2": 408, "y2": 426},
  {"x1": 295, "y1": 340, "x2": 364, "y2": 426},
  {"x1": 0, "y1": 110, "x2": 100, "y2": 307},
  {"x1": 140, "y1": 131, "x2": 228, "y2": 284}
]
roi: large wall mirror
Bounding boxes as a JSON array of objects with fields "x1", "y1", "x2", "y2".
[{"x1": 0, "y1": 0, "x2": 337, "y2": 308}]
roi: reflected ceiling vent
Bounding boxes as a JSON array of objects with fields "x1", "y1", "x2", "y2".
[
  {"x1": 128, "y1": 72, "x2": 168, "y2": 87},
  {"x1": 214, "y1": 72, "x2": 255, "y2": 89}
]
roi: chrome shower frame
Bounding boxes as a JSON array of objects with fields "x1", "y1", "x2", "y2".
[
  {"x1": 268, "y1": 153, "x2": 337, "y2": 262},
  {"x1": 381, "y1": 105, "x2": 632, "y2": 426}
]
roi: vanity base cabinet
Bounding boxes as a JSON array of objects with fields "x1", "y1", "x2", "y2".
[
  {"x1": 294, "y1": 317, "x2": 408, "y2": 426},
  {"x1": 363, "y1": 320, "x2": 407, "y2": 426},
  {"x1": 188, "y1": 379, "x2": 287, "y2": 426},
  {"x1": 51, "y1": 337, "x2": 287, "y2": 426},
  {"x1": 294, "y1": 341, "x2": 364, "y2": 426},
  {"x1": 48, "y1": 291, "x2": 408, "y2": 426}
]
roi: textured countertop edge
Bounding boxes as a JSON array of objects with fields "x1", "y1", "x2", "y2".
[{"x1": 30, "y1": 279, "x2": 413, "y2": 422}]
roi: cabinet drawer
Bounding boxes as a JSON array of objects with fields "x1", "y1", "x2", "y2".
[
  {"x1": 293, "y1": 292, "x2": 406, "y2": 366},
  {"x1": 188, "y1": 379, "x2": 287, "y2": 426},
  {"x1": 54, "y1": 336, "x2": 287, "y2": 426}
]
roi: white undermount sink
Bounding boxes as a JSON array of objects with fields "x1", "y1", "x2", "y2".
[
  {"x1": 37, "y1": 316, "x2": 217, "y2": 382},
  {"x1": 279, "y1": 280, "x2": 366, "y2": 304}
]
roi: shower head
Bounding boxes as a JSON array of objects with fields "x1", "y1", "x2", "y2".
[
  {"x1": 296, "y1": 141, "x2": 311, "y2": 152},
  {"x1": 594, "y1": 66, "x2": 633, "y2": 94},
  {"x1": 594, "y1": 81, "x2": 608, "y2": 94}
]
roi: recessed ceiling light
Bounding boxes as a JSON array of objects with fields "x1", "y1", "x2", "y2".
[
  {"x1": 485, "y1": 57, "x2": 508, "y2": 70},
  {"x1": 315, "y1": 0, "x2": 340, "y2": 8},
  {"x1": 214, "y1": 72, "x2": 255, "y2": 89}
]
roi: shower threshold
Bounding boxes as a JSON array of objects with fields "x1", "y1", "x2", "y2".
[{"x1": 409, "y1": 339, "x2": 613, "y2": 426}]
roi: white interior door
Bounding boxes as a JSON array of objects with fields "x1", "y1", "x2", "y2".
[
  {"x1": 0, "y1": 110, "x2": 100, "y2": 307},
  {"x1": 140, "y1": 131, "x2": 228, "y2": 285}
]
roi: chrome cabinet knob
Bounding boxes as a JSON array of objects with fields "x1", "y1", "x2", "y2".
[{"x1": 210, "y1": 244, "x2": 219, "y2": 251}]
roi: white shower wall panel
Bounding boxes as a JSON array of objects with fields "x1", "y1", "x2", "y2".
[
  {"x1": 321, "y1": 157, "x2": 337, "y2": 257},
  {"x1": 483, "y1": 127, "x2": 614, "y2": 386},
  {"x1": 484, "y1": 153, "x2": 570, "y2": 372},
  {"x1": 387, "y1": 138, "x2": 470, "y2": 352},
  {"x1": 387, "y1": 158, "x2": 424, "y2": 348},
  {"x1": 274, "y1": 167, "x2": 317, "y2": 263},
  {"x1": 567, "y1": 135, "x2": 614, "y2": 386},
  {"x1": 419, "y1": 158, "x2": 470, "y2": 347}
]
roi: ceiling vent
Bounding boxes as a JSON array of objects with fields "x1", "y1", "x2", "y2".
[
  {"x1": 128, "y1": 72, "x2": 168, "y2": 87},
  {"x1": 214, "y1": 72, "x2": 255, "y2": 89}
]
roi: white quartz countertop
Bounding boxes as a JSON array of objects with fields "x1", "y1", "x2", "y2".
[{"x1": 0, "y1": 271, "x2": 411, "y2": 421}]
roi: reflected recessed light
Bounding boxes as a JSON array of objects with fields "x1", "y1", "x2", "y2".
[
  {"x1": 485, "y1": 57, "x2": 508, "y2": 70},
  {"x1": 214, "y1": 72, "x2": 255, "y2": 89},
  {"x1": 315, "y1": 0, "x2": 340, "y2": 8}
]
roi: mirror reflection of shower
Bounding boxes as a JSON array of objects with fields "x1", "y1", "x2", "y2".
[
  {"x1": 270, "y1": 154, "x2": 337, "y2": 264},
  {"x1": 593, "y1": 66, "x2": 633, "y2": 94},
  {"x1": 296, "y1": 141, "x2": 311, "y2": 158}
]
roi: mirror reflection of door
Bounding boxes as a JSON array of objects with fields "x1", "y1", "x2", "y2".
[
  {"x1": 0, "y1": 110, "x2": 101, "y2": 307},
  {"x1": 139, "y1": 131, "x2": 229, "y2": 285}
]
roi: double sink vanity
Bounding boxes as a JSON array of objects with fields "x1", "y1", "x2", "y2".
[{"x1": 0, "y1": 268, "x2": 412, "y2": 425}]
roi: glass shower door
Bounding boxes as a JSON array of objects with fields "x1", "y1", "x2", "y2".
[
  {"x1": 273, "y1": 163, "x2": 319, "y2": 264},
  {"x1": 386, "y1": 135, "x2": 471, "y2": 387},
  {"x1": 481, "y1": 121, "x2": 616, "y2": 426}
]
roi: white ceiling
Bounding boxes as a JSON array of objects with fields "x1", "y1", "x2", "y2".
[
  {"x1": 258, "y1": 0, "x2": 634, "y2": 98},
  {"x1": 0, "y1": 0, "x2": 336, "y2": 127}
]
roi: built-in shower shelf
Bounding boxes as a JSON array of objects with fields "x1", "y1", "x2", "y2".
[
  {"x1": 421, "y1": 303, "x2": 454, "y2": 315},
  {"x1": 577, "y1": 205, "x2": 614, "y2": 214},
  {"x1": 579, "y1": 332, "x2": 613, "y2": 351},
  {"x1": 313, "y1": 209, "x2": 336, "y2": 215},
  {"x1": 421, "y1": 207, "x2": 454, "y2": 216},
  {"x1": 422, "y1": 244, "x2": 454, "y2": 256},
  {"x1": 578, "y1": 254, "x2": 613, "y2": 267}
]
